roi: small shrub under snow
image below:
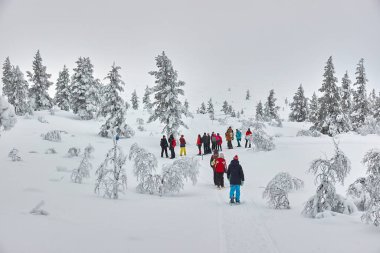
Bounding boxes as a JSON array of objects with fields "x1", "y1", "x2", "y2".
[
  {"x1": 30, "y1": 201, "x2": 49, "y2": 216},
  {"x1": 37, "y1": 116, "x2": 48, "y2": 124},
  {"x1": 45, "y1": 148, "x2": 57, "y2": 154},
  {"x1": 42, "y1": 130, "x2": 61, "y2": 142},
  {"x1": 263, "y1": 172, "x2": 304, "y2": 209},
  {"x1": 296, "y1": 129, "x2": 322, "y2": 137},
  {"x1": 71, "y1": 151, "x2": 92, "y2": 184},
  {"x1": 120, "y1": 123, "x2": 135, "y2": 138},
  {"x1": 8, "y1": 148, "x2": 21, "y2": 161},
  {"x1": 67, "y1": 147, "x2": 81, "y2": 157},
  {"x1": 356, "y1": 116, "x2": 380, "y2": 136}
]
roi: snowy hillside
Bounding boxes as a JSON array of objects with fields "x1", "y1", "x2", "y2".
[{"x1": 1, "y1": 110, "x2": 380, "y2": 253}]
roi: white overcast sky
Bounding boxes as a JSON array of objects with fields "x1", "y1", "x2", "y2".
[{"x1": 0, "y1": 0, "x2": 379, "y2": 105}]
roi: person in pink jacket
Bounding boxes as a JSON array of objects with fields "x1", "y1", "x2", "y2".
[{"x1": 216, "y1": 133, "x2": 223, "y2": 151}]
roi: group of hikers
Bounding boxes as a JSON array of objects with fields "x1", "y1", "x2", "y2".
[
  {"x1": 159, "y1": 126, "x2": 249, "y2": 204},
  {"x1": 159, "y1": 127, "x2": 255, "y2": 159}
]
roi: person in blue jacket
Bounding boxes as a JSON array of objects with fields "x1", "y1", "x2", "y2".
[
  {"x1": 235, "y1": 129, "x2": 242, "y2": 147},
  {"x1": 227, "y1": 155, "x2": 245, "y2": 204}
]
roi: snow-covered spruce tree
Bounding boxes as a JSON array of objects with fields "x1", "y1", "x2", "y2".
[
  {"x1": 198, "y1": 102, "x2": 206, "y2": 114},
  {"x1": 183, "y1": 99, "x2": 193, "y2": 118},
  {"x1": 264, "y1": 89, "x2": 280, "y2": 122},
  {"x1": 42, "y1": 130, "x2": 61, "y2": 142},
  {"x1": 315, "y1": 56, "x2": 351, "y2": 136},
  {"x1": 71, "y1": 149, "x2": 92, "y2": 184},
  {"x1": 356, "y1": 116, "x2": 380, "y2": 136},
  {"x1": 340, "y1": 71, "x2": 352, "y2": 116},
  {"x1": 9, "y1": 66, "x2": 30, "y2": 116},
  {"x1": 302, "y1": 141, "x2": 356, "y2": 218},
  {"x1": 128, "y1": 143, "x2": 159, "y2": 194},
  {"x1": 131, "y1": 89, "x2": 139, "y2": 110},
  {"x1": 347, "y1": 177, "x2": 371, "y2": 212},
  {"x1": 142, "y1": 85, "x2": 152, "y2": 111},
  {"x1": 289, "y1": 84, "x2": 308, "y2": 122},
  {"x1": 368, "y1": 89, "x2": 377, "y2": 113},
  {"x1": 263, "y1": 172, "x2": 304, "y2": 209},
  {"x1": 95, "y1": 137, "x2": 127, "y2": 199},
  {"x1": 70, "y1": 57, "x2": 98, "y2": 120},
  {"x1": 207, "y1": 98, "x2": 215, "y2": 120},
  {"x1": 27, "y1": 50, "x2": 53, "y2": 111},
  {"x1": 0, "y1": 96, "x2": 16, "y2": 135},
  {"x1": 308, "y1": 92, "x2": 319, "y2": 124},
  {"x1": 159, "y1": 157, "x2": 199, "y2": 196},
  {"x1": 246, "y1": 89, "x2": 251, "y2": 100},
  {"x1": 358, "y1": 149, "x2": 380, "y2": 226},
  {"x1": 148, "y1": 51, "x2": 188, "y2": 135},
  {"x1": 351, "y1": 58, "x2": 370, "y2": 130},
  {"x1": 256, "y1": 101, "x2": 264, "y2": 121},
  {"x1": 373, "y1": 93, "x2": 380, "y2": 121},
  {"x1": 54, "y1": 65, "x2": 70, "y2": 111},
  {"x1": 221, "y1": 100, "x2": 229, "y2": 115},
  {"x1": 98, "y1": 64, "x2": 126, "y2": 137},
  {"x1": 2, "y1": 57, "x2": 13, "y2": 100}
]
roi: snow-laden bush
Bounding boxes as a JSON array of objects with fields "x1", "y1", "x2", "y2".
[
  {"x1": 120, "y1": 123, "x2": 135, "y2": 138},
  {"x1": 0, "y1": 96, "x2": 17, "y2": 135},
  {"x1": 240, "y1": 119, "x2": 275, "y2": 151},
  {"x1": 268, "y1": 118, "x2": 283, "y2": 128},
  {"x1": 129, "y1": 143, "x2": 159, "y2": 194},
  {"x1": 159, "y1": 157, "x2": 199, "y2": 196},
  {"x1": 218, "y1": 117, "x2": 227, "y2": 126},
  {"x1": 263, "y1": 172, "x2": 304, "y2": 209},
  {"x1": 137, "y1": 125, "x2": 145, "y2": 132},
  {"x1": 67, "y1": 147, "x2": 81, "y2": 157},
  {"x1": 296, "y1": 129, "x2": 322, "y2": 137},
  {"x1": 357, "y1": 116, "x2": 380, "y2": 136},
  {"x1": 71, "y1": 151, "x2": 92, "y2": 184},
  {"x1": 37, "y1": 116, "x2": 48, "y2": 123},
  {"x1": 42, "y1": 130, "x2": 61, "y2": 142},
  {"x1": 129, "y1": 143, "x2": 200, "y2": 196},
  {"x1": 8, "y1": 148, "x2": 21, "y2": 161},
  {"x1": 347, "y1": 177, "x2": 371, "y2": 211},
  {"x1": 359, "y1": 149, "x2": 380, "y2": 226},
  {"x1": 95, "y1": 139, "x2": 127, "y2": 199},
  {"x1": 30, "y1": 201, "x2": 49, "y2": 216},
  {"x1": 84, "y1": 144, "x2": 95, "y2": 158},
  {"x1": 302, "y1": 141, "x2": 356, "y2": 218},
  {"x1": 45, "y1": 148, "x2": 57, "y2": 154}
]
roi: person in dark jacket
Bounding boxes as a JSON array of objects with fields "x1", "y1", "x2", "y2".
[
  {"x1": 168, "y1": 134, "x2": 176, "y2": 159},
  {"x1": 160, "y1": 135, "x2": 169, "y2": 158},
  {"x1": 206, "y1": 133, "x2": 211, "y2": 154},
  {"x1": 202, "y1": 133, "x2": 207, "y2": 154},
  {"x1": 227, "y1": 155, "x2": 245, "y2": 203},
  {"x1": 211, "y1": 132, "x2": 217, "y2": 151}
]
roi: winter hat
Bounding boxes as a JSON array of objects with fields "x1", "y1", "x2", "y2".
[
  {"x1": 219, "y1": 153, "x2": 224, "y2": 158},
  {"x1": 233, "y1": 155, "x2": 239, "y2": 160}
]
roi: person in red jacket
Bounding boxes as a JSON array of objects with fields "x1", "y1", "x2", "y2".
[
  {"x1": 179, "y1": 135, "x2": 186, "y2": 156},
  {"x1": 216, "y1": 133, "x2": 223, "y2": 151},
  {"x1": 214, "y1": 152, "x2": 227, "y2": 189},
  {"x1": 168, "y1": 134, "x2": 176, "y2": 159},
  {"x1": 196, "y1": 134, "x2": 202, "y2": 155},
  {"x1": 245, "y1": 128, "x2": 252, "y2": 148}
]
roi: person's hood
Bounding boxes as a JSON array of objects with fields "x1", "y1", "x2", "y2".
[{"x1": 230, "y1": 159, "x2": 240, "y2": 165}]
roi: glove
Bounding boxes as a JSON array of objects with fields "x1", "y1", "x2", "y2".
[{"x1": 241, "y1": 181, "x2": 244, "y2": 186}]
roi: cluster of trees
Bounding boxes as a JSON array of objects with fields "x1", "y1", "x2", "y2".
[
  {"x1": 288, "y1": 57, "x2": 379, "y2": 136},
  {"x1": 2, "y1": 50, "x2": 191, "y2": 136}
]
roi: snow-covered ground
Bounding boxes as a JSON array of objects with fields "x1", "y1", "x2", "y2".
[{"x1": 1, "y1": 110, "x2": 380, "y2": 253}]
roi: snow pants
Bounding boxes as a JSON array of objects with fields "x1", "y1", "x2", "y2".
[
  {"x1": 170, "y1": 147, "x2": 175, "y2": 159},
  {"x1": 212, "y1": 142, "x2": 216, "y2": 151},
  {"x1": 161, "y1": 147, "x2": 168, "y2": 158},
  {"x1": 237, "y1": 139, "x2": 241, "y2": 147},
  {"x1": 230, "y1": 185, "x2": 241, "y2": 201},
  {"x1": 180, "y1": 147, "x2": 187, "y2": 156},
  {"x1": 227, "y1": 140, "x2": 233, "y2": 149},
  {"x1": 217, "y1": 144, "x2": 222, "y2": 151},
  {"x1": 245, "y1": 139, "x2": 251, "y2": 148},
  {"x1": 197, "y1": 145, "x2": 202, "y2": 155},
  {"x1": 213, "y1": 170, "x2": 217, "y2": 185},
  {"x1": 215, "y1": 172, "x2": 224, "y2": 187}
]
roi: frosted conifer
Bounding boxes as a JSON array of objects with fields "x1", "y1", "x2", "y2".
[
  {"x1": 54, "y1": 66, "x2": 70, "y2": 111},
  {"x1": 148, "y1": 51, "x2": 187, "y2": 135},
  {"x1": 340, "y1": 71, "x2": 352, "y2": 116},
  {"x1": 264, "y1": 89, "x2": 280, "y2": 121},
  {"x1": 246, "y1": 89, "x2": 251, "y2": 100},
  {"x1": 142, "y1": 85, "x2": 152, "y2": 110},
  {"x1": 2, "y1": 57, "x2": 13, "y2": 99},
  {"x1": 289, "y1": 84, "x2": 308, "y2": 122},
  {"x1": 27, "y1": 50, "x2": 53, "y2": 110},
  {"x1": 131, "y1": 90, "x2": 139, "y2": 110},
  {"x1": 198, "y1": 102, "x2": 206, "y2": 114},
  {"x1": 9, "y1": 66, "x2": 30, "y2": 115},
  {"x1": 0, "y1": 96, "x2": 16, "y2": 135},
  {"x1": 99, "y1": 64, "x2": 126, "y2": 137},
  {"x1": 207, "y1": 98, "x2": 215, "y2": 120},
  {"x1": 351, "y1": 58, "x2": 370, "y2": 130},
  {"x1": 256, "y1": 101, "x2": 264, "y2": 121}
]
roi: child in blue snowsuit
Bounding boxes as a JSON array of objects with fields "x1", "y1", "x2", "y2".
[
  {"x1": 227, "y1": 155, "x2": 245, "y2": 203},
  {"x1": 235, "y1": 129, "x2": 242, "y2": 147}
]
